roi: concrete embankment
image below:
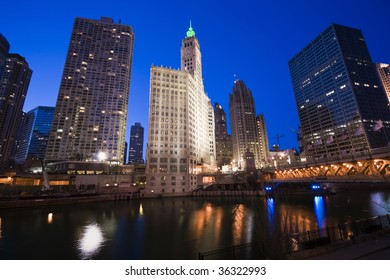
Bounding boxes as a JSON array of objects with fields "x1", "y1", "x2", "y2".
[{"x1": 0, "y1": 187, "x2": 140, "y2": 209}]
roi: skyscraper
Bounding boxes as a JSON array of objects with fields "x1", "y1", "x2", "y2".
[
  {"x1": 214, "y1": 103, "x2": 232, "y2": 167},
  {"x1": 145, "y1": 23, "x2": 216, "y2": 194},
  {"x1": 14, "y1": 106, "x2": 55, "y2": 164},
  {"x1": 0, "y1": 34, "x2": 10, "y2": 78},
  {"x1": 376, "y1": 63, "x2": 390, "y2": 102},
  {"x1": 289, "y1": 24, "x2": 390, "y2": 161},
  {"x1": 0, "y1": 54, "x2": 32, "y2": 169},
  {"x1": 256, "y1": 114, "x2": 270, "y2": 164},
  {"x1": 45, "y1": 17, "x2": 134, "y2": 164},
  {"x1": 128, "y1": 122, "x2": 144, "y2": 164},
  {"x1": 229, "y1": 80, "x2": 263, "y2": 169}
]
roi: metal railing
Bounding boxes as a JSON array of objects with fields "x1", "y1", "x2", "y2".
[
  {"x1": 199, "y1": 214, "x2": 390, "y2": 259},
  {"x1": 288, "y1": 214, "x2": 390, "y2": 253},
  {"x1": 199, "y1": 242, "x2": 262, "y2": 260}
]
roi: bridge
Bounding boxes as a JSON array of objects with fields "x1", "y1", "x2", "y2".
[
  {"x1": 266, "y1": 146, "x2": 390, "y2": 188},
  {"x1": 196, "y1": 147, "x2": 390, "y2": 193}
]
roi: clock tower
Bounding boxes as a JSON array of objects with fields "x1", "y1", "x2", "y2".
[{"x1": 181, "y1": 21, "x2": 203, "y2": 83}]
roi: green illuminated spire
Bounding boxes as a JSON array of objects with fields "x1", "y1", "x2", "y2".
[{"x1": 186, "y1": 20, "x2": 196, "y2": 38}]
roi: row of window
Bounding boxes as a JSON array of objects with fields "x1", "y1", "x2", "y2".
[{"x1": 148, "y1": 165, "x2": 188, "y2": 173}]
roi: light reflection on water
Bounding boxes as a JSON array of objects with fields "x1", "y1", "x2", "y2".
[
  {"x1": 77, "y1": 223, "x2": 105, "y2": 259},
  {"x1": 1, "y1": 191, "x2": 390, "y2": 259},
  {"x1": 314, "y1": 196, "x2": 326, "y2": 228},
  {"x1": 190, "y1": 203, "x2": 223, "y2": 249},
  {"x1": 139, "y1": 203, "x2": 144, "y2": 216},
  {"x1": 232, "y1": 204, "x2": 252, "y2": 245},
  {"x1": 266, "y1": 198, "x2": 275, "y2": 225},
  {"x1": 47, "y1": 213, "x2": 53, "y2": 224}
]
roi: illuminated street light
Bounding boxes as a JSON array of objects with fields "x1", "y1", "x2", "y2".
[{"x1": 97, "y1": 151, "x2": 107, "y2": 162}]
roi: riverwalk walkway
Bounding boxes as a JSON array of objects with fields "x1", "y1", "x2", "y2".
[{"x1": 309, "y1": 231, "x2": 390, "y2": 260}]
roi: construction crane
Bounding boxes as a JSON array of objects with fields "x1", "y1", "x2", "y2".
[{"x1": 272, "y1": 134, "x2": 284, "y2": 146}]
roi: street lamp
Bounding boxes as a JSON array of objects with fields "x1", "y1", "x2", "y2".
[{"x1": 97, "y1": 151, "x2": 107, "y2": 162}]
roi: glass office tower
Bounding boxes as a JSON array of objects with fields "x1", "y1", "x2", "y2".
[
  {"x1": 128, "y1": 122, "x2": 144, "y2": 164},
  {"x1": 0, "y1": 34, "x2": 10, "y2": 78},
  {"x1": 289, "y1": 24, "x2": 390, "y2": 160},
  {"x1": 14, "y1": 106, "x2": 55, "y2": 164}
]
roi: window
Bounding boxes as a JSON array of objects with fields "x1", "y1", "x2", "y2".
[
  {"x1": 149, "y1": 165, "x2": 157, "y2": 173},
  {"x1": 180, "y1": 165, "x2": 187, "y2": 173}
]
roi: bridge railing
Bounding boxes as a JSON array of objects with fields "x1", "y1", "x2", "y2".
[{"x1": 266, "y1": 146, "x2": 390, "y2": 172}]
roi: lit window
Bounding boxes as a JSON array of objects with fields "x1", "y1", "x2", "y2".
[{"x1": 326, "y1": 90, "x2": 334, "y2": 96}]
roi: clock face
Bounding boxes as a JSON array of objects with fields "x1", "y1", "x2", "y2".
[{"x1": 185, "y1": 50, "x2": 191, "y2": 56}]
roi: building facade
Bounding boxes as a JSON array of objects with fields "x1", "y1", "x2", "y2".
[
  {"x1": 0, "y1": 54, "x2": 32, "y2": 169},
  {"x1": 256, "y1": 113, "x2": 270, "y2": 165},
  {"x1": 214, "y1": 102, "x2": 233, "y2": 168},
  {"x1": 0, "y1": 34, "x2": 10, "y2": 78},
  {"x1": 229, "y1": 80, "x2": 263, "y2": 169},
  {"x1": 145, "y1": 23, "x2": 216, "y2": 194},
  {"x1": 14, "y1": 106, "x2": 55, "y2": 165},
  {"x1": 376, "y1": 63, "x2": 390, "y2": 102},
  {"x1": 128, "y1": 122, "x2": 144, "y2": 164},
  {"x1": 289, "y1": 24, "x2": 390, "y2": 161},
  {"x1": 45, "y1": 17, "x2": 134, "y2": 164}
]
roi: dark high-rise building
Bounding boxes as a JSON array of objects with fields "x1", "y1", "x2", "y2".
[
  {"x1": 214, "y1": 103, "x2": 232, "y2": 167},
  {"x1": 289, "y1": 24, "x2": 390, "y2": 161},
  {"x1": 214, "y1": 103, "x2": 228, "y2": 138},
  {"x1": 0, "y1": 54, "x2": 32, "y2": 169},
  {"x1": 256, "y1": 114, "x2": 270, "y2": 164},
  {"x1": 14, "y1": 106, "x2": 55, "y2": 164},
  {"x1": 124, "y1": 141, "x2": 128, "y2": 164},
  {"x1": 229, "y1": 80, "x2": 263, "y2": 168},
  {"x1": 128, "y1": 122, "x2": 144, "y2": 164},
  {"x1": 45, "y1": 17, "x2": 134, "y2": 164},
  {"x1": 0, "y1": 34, "x2": 10, "y2": 78}
]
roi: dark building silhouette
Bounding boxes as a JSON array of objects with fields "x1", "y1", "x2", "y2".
[
  {"x1": 256, "y1": 114, "x2": 270, "y2": 164},
  {"x1": 128, "y1": 122, "x2": 144, "y2": 164},
  {"x1": 0, "y1": 54, "x2": 32, "y2": 169},
  {"x1": 124, "y1": 141, "x2": 128, "y2": 164},
  {"x1": 214, "y1": 103, "x2": 232, "y2": 168},
  {"x1": 289, "y1": 23, "x2": 390, "y2": 160},
  {"x1": 0, "y1": 34, "x2": 10, "y2": 78}
]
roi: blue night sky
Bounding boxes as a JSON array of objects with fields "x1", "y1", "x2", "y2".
[{"x1": 1, "y1": 0, "x2": 389, "y2": 153}]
